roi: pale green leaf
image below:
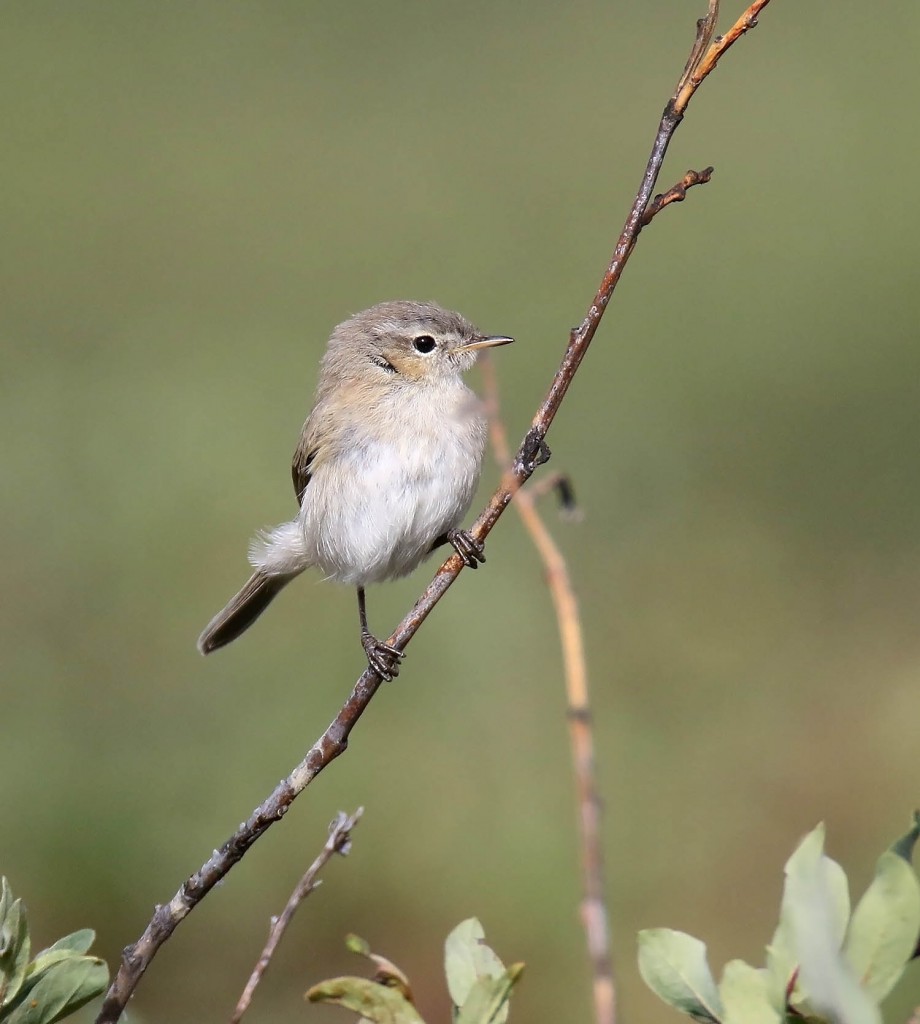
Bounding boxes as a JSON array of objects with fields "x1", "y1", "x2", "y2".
[
  {"x1": 454, "y1": 965, "x2": 524, "y2": 1024},
  {"x1": 0, "y1": 880, "x2": 12, "y2": 934},
  {"x1": 345, "y1": 934, "x2": 372, "y2": 957},
  {"x1": 844, "y1": 850, "x2": 920, "y2": 1001},
  {"x1": 783, "y1": 835, "x2": 878, "y2": 1024},
  {"x1": 0, "y1": 900, "x2": 31, "y2": 1010},
  {"x1": 766, "y1": 824, "x2": 829, "y2": 1009},
  {"x1": 766, "y1": 824, "x2": 850, "y2": 1011},
  {"x1": 0, "y1": 898, "x2": 24, "y2": 961},
  {"x1": 786, "y1": 826, "x2": 852, "y2": 947},
  {"x1": 4, "y1": 956, "x2": 108, "y2": 1024},
  {"x1": 25, "y1": 929, "x2": 99, "y2": 991},
  {"x1": 764, "y1": 914, "x2": 796, "y2": 1011},
  {"x1": 444, "y1": 919, "x2": 505, "y2": 1011},
  {"x1": 306, "y1": 976, "x2": 424, "y2": 1024},
  {"x1": 35, "y1": 930, "x2": 96, "y2": 959},
  {"x1": 719, "y1": 960, "x2": 781, "y2": 1024},
  {"x1": 638, "y1": 929, "x2": 722, "y2": 1022},
  {"x1": 341, "y1": 934, "x2": 412, "y2": 1000}
]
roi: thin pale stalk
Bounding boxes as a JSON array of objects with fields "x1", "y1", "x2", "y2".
[
  {"x1": 482, "y1": 356, "x2": 614, "y2": 1024},
  {"x1": 230, "y1": 809, "x2": 363, "y2": 1024}
]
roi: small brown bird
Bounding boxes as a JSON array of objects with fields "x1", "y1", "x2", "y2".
[{"x1": 198, "y1": 300, "x2": 513, "y2": 679}]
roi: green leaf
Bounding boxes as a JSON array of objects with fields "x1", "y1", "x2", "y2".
[
  {"x1": 844, "y1": 850, "x2": 920, "y2": 1001},
  {"x1": 34, "y1": 931, "x2": 96, "y2": 959},
  {"x1": 345, "y1": 934, "x2": 372, "y2": 957},
  {"x1": 0, "y1": 897, "x2": 25, "y2": 961},
  {"x1": 765, "y1": 823, "x2": 850, "y2": 1011},
  {"x1": 889, "y1": 812, "x2": 920, "y2": 865},
  {"x1": 341, "y1": 933, "x2": 412, "y2": 1001},
  {"x1": 787, "y1": 825, "x2": 852, "y2": 946},
  {"x1": 638, "y1": 929, "x2": 723, "y2": 1022},
  {"x1": 24, "y1": 929, "x2": 100, "y2": 992},
  {"x1": 0, "y1": 899, "x2": 31, "y2": 1010},
  {"x1": 444, "y1": 919, "x2": 505, "y2": 1011},
  {"x1": 781, "y1": 831, "x2": 878, "y2": 1024},
  {"x1": 764, "y1": 916, "x2": 796, "y2": 1011},
  {"x1": 454, "y1": 965, "x2": 524, "y2": 1024},
  {"x1": 0, "y1": 880, "x2": 12, "y2": 934},
  {"x1": 306, "y1": 976, "x2": 424, "y2": 1024},
  {"x1": 719, "y1": 960, "x2": 781, "y2": 1024},
  {"x1": 4, "y1": 956, "x2": 108, "y2": 1024}
]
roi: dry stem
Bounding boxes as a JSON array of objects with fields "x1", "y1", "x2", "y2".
[
  {"x1": 482, "y1": 355, "x2": 614, "y2": 1024},
  {"x1": 95, "y1": 3, "x2": 772, "y2": 1020},
  {"x1": 230, "y1": 809, "x2": 363, "y2": 1023}
]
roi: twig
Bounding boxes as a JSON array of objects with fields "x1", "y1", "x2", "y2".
[
  {"x1": 674, "y1": 0, "x2": 773, "y2": 111},
  {"x1": 95, "y1": 4, "x2": 771, "y2": 1020},
  {"x1": 230, "y1": 809, "x2": 363, "y2": 1024},
  {"x1": 674, "y1": 0, "x2": 720, "y2": 102},
  {"x1": 642, "y1": 168, "x2": 714, "y2": 225},
  {"x1": 481, "y1": 355, "x2": 614, "y2": 1024}
]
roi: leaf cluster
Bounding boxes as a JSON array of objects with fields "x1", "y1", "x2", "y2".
[
  {"x1": 307, "y1": 918, "x2": 524, "y2": 1024},
  {"x1": 639, "y1": 816, "x2": 920, "y2": 1024},
  {"x1": 0, "y1": 878, "x2": 109, "y2": 1024}
]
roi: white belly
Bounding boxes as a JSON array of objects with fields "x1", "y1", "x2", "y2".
[{"x1": 300, "y1": 388, "x2": 486, "y2": 585}]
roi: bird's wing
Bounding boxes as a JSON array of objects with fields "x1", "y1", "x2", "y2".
[{"x1": 291, "y1": 418, "x2": 317, "y2": 506}]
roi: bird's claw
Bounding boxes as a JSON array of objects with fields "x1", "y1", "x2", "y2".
[
  {"x1": 361, "y1": 632, "x2": 404, "y2": 681},
  {"x1": 447, "y1": 528, "x2": 486, "y2": 569},
  {"x1": 516, "y1": 428, "x2": 552, "y2": 474},
  {"x1": 529, "y1": 439, "x2": 552, "y2": 471}
]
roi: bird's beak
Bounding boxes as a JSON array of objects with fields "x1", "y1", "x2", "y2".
[{"x1": 457, "y1": 334, "x2": 514, "y2": 353}]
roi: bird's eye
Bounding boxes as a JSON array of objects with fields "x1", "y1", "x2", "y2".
[{"x1": 412, "y1": 335, "x2": 437, "y2": 354}]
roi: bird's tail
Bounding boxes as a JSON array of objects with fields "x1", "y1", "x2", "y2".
[
  {"x1": 197, "y1": 570, "x2": 300, "y2": 654},
  {"x1": 198, "y1": 518, "x2": 311, "y2": 655}
]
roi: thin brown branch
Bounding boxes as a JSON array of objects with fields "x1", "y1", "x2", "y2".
[
  {"x1": 95, "y1": 4, "x2": 770, "y2": 1020},
  {"x1": 674, "y1": 0, "x2": 720, "y2": 100},
  {"x1": 230, "y1": 809, "x2": 363, "y2": 1024},
  {"x1": 642, "y1": 168, "x2": 714, "y2": 226},
  {"x1": 674, "y1": 0, "x2": 773, "y2": 111},
  {"x1": 482, "y1": 355, "x2": 614, "y2": 1024}
]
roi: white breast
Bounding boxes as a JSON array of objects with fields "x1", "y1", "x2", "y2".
[{"x1": 299, "y1": 382, "x2": 487, "y2": 585}]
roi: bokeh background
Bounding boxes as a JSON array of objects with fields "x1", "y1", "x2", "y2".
[{"x1": 3, "y1": 2, "x2": 919, "y2": 1022}]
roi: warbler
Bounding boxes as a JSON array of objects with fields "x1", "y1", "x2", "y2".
[{"x1": 197, "y1": 300, "x2": 513, "y2": 679}]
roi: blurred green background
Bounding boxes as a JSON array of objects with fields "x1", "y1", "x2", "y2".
[{"x1": 2, "y1": 2, "x2": 919, "y2": 1021}]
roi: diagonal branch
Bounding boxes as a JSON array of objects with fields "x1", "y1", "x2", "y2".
[{"x1": 95, "y1": 3, "x2": 772, "y2": 1021}]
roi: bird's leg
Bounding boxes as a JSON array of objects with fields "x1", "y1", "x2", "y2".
[
  {"x1": 445, "y1": 528, "x2": 486, "y2": 568},
  {"x1": 357, "y1": 586, "x2": 403, "y2": 680}
]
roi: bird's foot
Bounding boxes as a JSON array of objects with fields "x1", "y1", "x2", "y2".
[
  {"x1": 516, "y1": 427, "x2": 552, "y2": 475},
  {"x1": 361, "y1": 631, "x2": 404, "y2": 681},
  {"x1": 448, "y1": 528, "x2": 486, "y2": 569}
]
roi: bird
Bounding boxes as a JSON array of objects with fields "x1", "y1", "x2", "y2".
[{"x1": 197, "y1": 300, "x2": 513, "y2": 679}]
